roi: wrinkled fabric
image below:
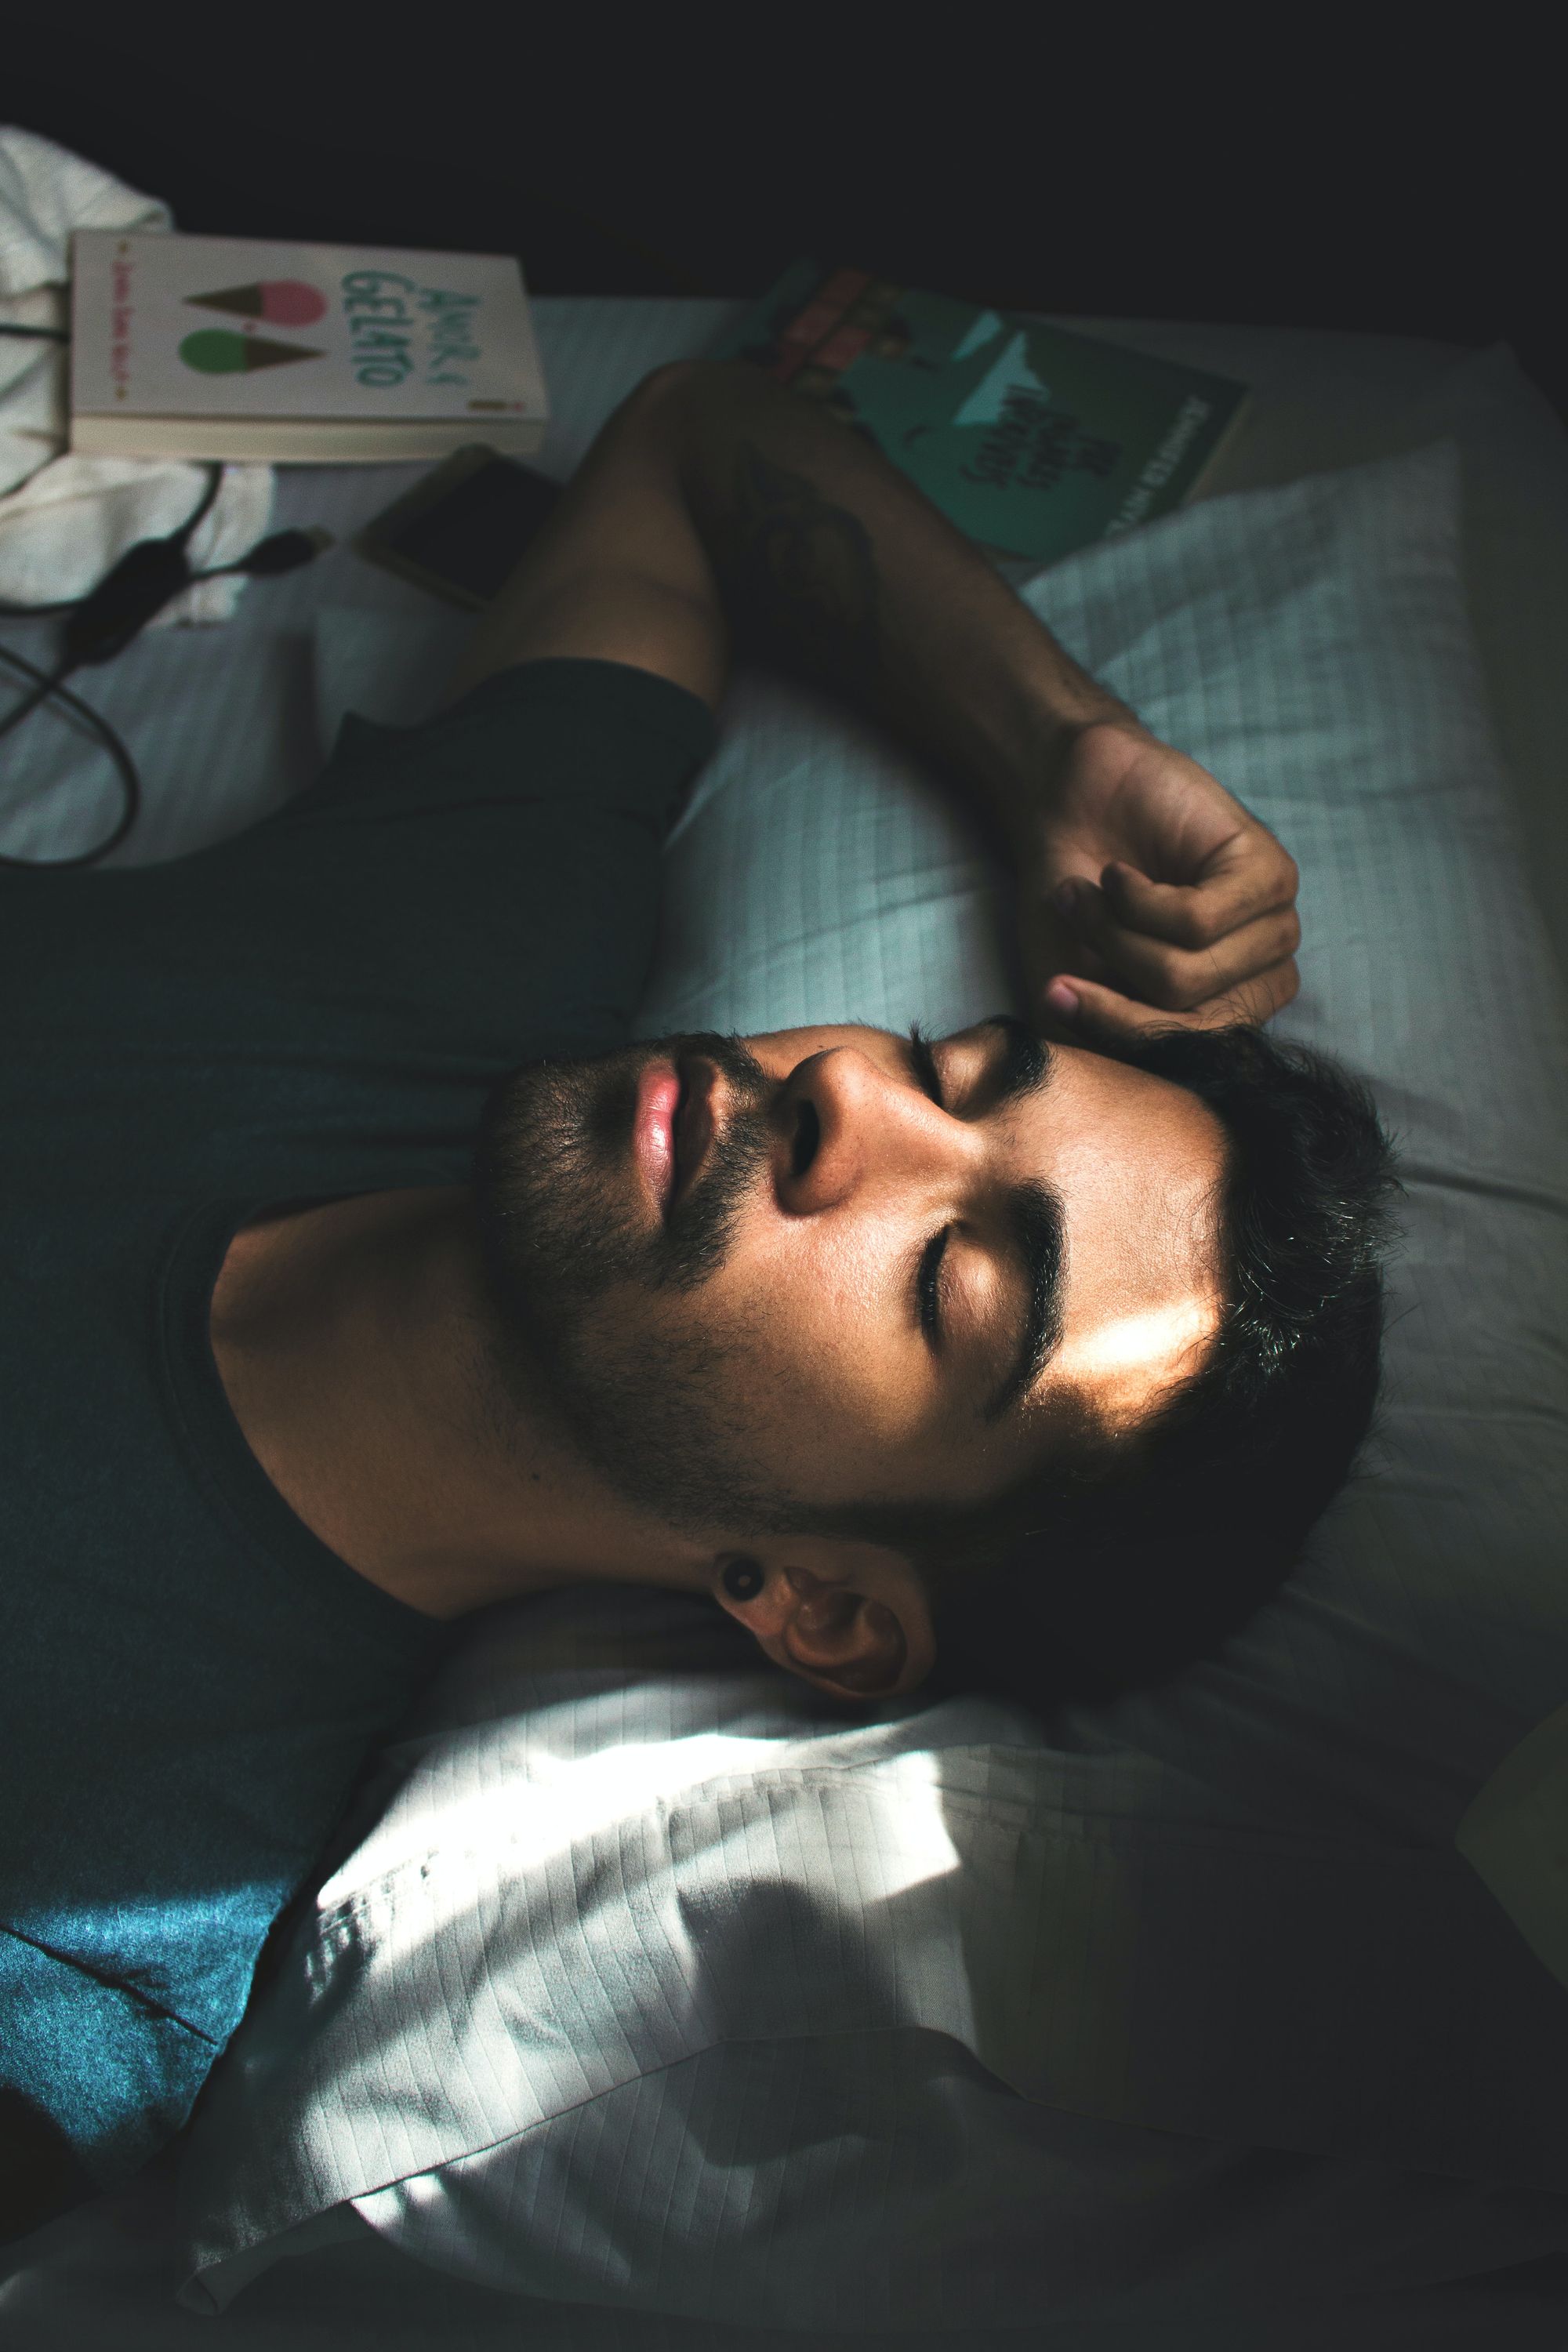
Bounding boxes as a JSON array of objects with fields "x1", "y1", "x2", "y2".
[{"x1": 0, "y1": 122, "x2": 270, "y2": 612}]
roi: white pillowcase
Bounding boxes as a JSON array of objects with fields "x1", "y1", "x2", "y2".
[{"x1": 177, "y1": 439, "x2": 1568, "y2": 2328}]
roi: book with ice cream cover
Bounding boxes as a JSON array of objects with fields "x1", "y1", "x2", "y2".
[
  {"x1": 707, "y1": 259, "x2": 1250, "y2": 564},
  {"x1": 67, "y1": 230, "x2": 549, "y2": 463}
]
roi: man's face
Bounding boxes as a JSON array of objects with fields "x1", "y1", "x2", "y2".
[{"x1": 470, "y1": 1019, "x2": 1229, "y2": 1537}]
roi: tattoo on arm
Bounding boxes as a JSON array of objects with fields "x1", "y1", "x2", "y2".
[{"x1": 715, "y1": 443, "x2": 884, "y2": 692}]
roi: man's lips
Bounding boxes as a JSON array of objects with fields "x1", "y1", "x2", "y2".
[
  {"x1": 670, "y1": 1055, "x2": 717, "y2": 1210},
  {"x1": 632, "y1": 1054, "x2": 720, "y2": 1217},
  {"x1": 632, "y1": 1061, "x2": 682, "y2": 1213}
]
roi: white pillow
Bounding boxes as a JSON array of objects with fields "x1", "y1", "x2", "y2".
[{"x1": 177, "y1": 441, "x2": 1568, "y2": 2328}]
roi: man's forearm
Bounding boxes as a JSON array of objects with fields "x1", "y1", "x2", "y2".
[{"x1": 655, "y1": 358, "x2": 1148, "y2": 850}]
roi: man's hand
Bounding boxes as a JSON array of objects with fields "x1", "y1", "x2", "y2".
[{"x1": 1014, "y1": 721, "x2": 1301, "y2": 1045}]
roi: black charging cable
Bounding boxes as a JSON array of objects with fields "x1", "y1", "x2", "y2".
[{"x1": 0, "y1": 459, "x2": 332, "y2": 868}]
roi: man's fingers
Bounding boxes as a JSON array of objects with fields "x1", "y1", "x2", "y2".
[
  {"x1": 1038, "y1": 956, "x2": 1300, "y2": 1047},
  {"x1": 1098, "y1": 842, "x2": 1299, "y2": 949},
  {"x1": 1055, "y1": 879, "x2": 1301, "y2": 1011}
]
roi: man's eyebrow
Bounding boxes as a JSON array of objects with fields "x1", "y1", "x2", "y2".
[{"x1": 983, "y1": 1177, "x2": 1067, "y2": 1425}]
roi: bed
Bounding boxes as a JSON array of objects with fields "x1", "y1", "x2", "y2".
[{"x1": 2, "y1": 296, "x2": 1566, "y2": 2349}]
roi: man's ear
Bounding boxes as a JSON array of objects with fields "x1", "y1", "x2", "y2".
[{"x1": 711, "y1": 1537, "x2": 935, "y2": 1701}]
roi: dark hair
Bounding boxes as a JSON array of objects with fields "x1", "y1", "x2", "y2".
[{"x1": 852, "y1": 1025, "x2": 1400, "y2": 1714}]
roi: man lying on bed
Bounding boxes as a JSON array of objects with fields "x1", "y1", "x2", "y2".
[{"x1": 0, "y1": 358, "x2": 1396, "y2": 2238}]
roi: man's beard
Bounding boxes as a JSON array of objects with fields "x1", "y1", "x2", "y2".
[{"x1": 466, "y1": 1031, "x2": 799, "y2": 1534}]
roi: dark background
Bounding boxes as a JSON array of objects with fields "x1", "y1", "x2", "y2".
[{"x1": 11, "y1": 20, "x2": 1559, "y2": 417}]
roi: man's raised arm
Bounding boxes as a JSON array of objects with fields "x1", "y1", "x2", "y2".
[
  {"x1": 655, "y1": 358, "x2": 1300, "y2": 1040},
  {"x1": 448, "y1": 356, "x2": 1298, "y2": 1037}
]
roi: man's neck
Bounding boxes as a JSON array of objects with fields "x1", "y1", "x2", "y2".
[{"x1": 208, "y1": 1186, "x2": 710, "y2": 1620}]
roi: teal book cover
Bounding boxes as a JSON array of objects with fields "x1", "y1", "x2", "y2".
[{"x1": 707, "y1": 260, "x2": 1250, "y2": 564}]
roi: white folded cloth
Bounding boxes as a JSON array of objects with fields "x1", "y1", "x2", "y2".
[{"x1": 0, "y1": 124, "x2": 273, "y2": 622}]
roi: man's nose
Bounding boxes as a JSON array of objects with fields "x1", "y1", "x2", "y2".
[{"x1": 779, "y1": 1045, "x2": 974, "y2": 1215}]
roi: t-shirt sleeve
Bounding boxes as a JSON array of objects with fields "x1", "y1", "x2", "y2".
[
  {"x1": 40, "y1": 656, "x2": 717, "y2": 1075},
  {"x1": 300, "y1": 656, "x2": 715, "y2": 841}
]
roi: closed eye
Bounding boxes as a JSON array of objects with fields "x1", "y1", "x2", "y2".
[{"x1": 917, "y1": 1225, "x2": 950, "y2": 1345}]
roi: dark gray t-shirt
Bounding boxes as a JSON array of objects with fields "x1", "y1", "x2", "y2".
[{"x1": 0, "y1": 657, "x2": 717, "y2": 2190}]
